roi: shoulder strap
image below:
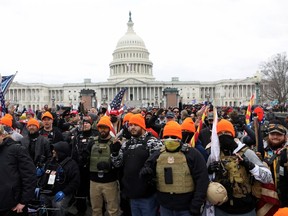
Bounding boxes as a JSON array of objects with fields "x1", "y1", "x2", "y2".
[
  {"x1": 60, "y1": 157, "x2": 72, "y2": 167},
  {"x1": 239, "y1": 146, "x2": 249, "y2": 156}
]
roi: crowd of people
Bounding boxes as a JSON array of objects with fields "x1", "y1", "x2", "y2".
[{"x1": 1, "y1": 102, "x2": 288, "y2": 216}]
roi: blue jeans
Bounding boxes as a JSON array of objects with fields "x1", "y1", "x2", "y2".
[
  {"x1": 160, "y1": 206, "x2": 191, "y2": 216},
  {"x1": 130, "y1": 194, "x2": 158, "y2": 216}
]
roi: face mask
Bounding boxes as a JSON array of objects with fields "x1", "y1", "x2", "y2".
[
  {"x1": 163, "y1": 138, "x2": 181, "y2": 151},
  {"x1": 110, "y1": 116, "x2": 118, "y2": 123},
  {"x1": 219, "y1": 135, "x2": 237, "y2": 152}
]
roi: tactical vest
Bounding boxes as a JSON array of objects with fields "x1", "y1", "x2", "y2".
[
  {"x1": 220, "y1": 147, "x2": 251, "y2": 199},
  {"x1": 89, "y1": 136, "x2": 114, "y2": 173},
  {"x1": 156, "y1": 150, "x2": 194, "y2": 194}
]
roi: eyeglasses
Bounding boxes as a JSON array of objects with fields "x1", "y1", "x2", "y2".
[{"x1": 173, "y1": 110, "x2": 179, "y2": 113}]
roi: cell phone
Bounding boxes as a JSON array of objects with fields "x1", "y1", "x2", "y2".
[{"x1": 164, "y1": 167, "x2": 173, "y2": 184}]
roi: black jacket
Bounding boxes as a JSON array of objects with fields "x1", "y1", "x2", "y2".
[
  {"x1": 21, "y1": 133, "x2": 52, "y2": 165},
  {"x1": 38, "y1": 141, "x2": 80, "y2": 196},
  {"x1": 0, "y1": 138, "x2": 37, "y2": 211}
]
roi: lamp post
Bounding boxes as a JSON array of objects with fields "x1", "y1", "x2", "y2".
[
  {"x1": 254, "y1": 71, "x2": 262, "y2": 105},
  {"x1": 51, "y1": 96, "x2": 55, "y2": 108},
  {"x1": 155, "y1": 94, "x2": 158, "y2": 106},
  {"x1": 205, "y1": 92, "x2": 210, "y2": 104}
]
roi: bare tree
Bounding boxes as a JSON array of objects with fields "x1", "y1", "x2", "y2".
[{"x1": 260, "y1": 52, "x2": 288, "y2": 104}]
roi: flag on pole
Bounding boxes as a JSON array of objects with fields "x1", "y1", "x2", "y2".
[
  {"x1": 256, "y1": 181, "x2": 280, "y2": 216},
  {"x1": 190, "y1": 105, "x2": 207, "y2": 147},
  {"x1": 210, "y1": 107, "x2": 220, "y2": 162},
  {"x1": 110, "y1": 87, "x2": 128, "y2": 111},
  {"x1": 245, "y1": 94, "x2": 255, "y2": 125},
  {"x1": 0, "y1": 73, "x2": 17, "y2": 116},
  {"x1": 1, "y1": 73, "x2": 17, "y2": 95},
  {"x1": 0, "y1": 81, "x2": 6, "y2": 116}
]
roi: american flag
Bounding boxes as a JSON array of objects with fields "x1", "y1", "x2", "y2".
[
  {"x1": 110, "y1": 87, "x2": 128, "y2": 110},
  {"x1": 0, "y1": 73, "x2": 17, "y2": 116}
]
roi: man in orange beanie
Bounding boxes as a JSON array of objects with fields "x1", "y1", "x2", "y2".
[
  {"x1": 39, "y1": 111, "x2": 63, "y2": 145},
  {"x1": 20, "y1": 118, "x2": 52, "y2": 172},
  {"x1": 87, "y1": 115, "x2": 120, "y2": 216},
  {"x1": 111, "y1": 113, "x2": 163, "y2": 216},
  {"x1": 181, "y1": 117, "x2": 208, "y2": 161},
  {"x1": 139, "y1": 120, "x2": 209, "y2": 215},
  {"x1": 207, "y1": 119, "x2": 273, "y2": 215}
]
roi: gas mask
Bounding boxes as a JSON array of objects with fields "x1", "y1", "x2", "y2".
[{"x1": 163, "y1": 138, "x2": 181, "y2": 151}]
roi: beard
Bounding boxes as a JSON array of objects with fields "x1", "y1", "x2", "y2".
[
  {"x1": 99, "y1": 130, "x2": 110, "y2": 139},
  {"x1": 130, "y1": 128, "x2": 143, "y2": 138},
  {"x1": 267, "y1": 138, "x2": 286, "y2": 150}
]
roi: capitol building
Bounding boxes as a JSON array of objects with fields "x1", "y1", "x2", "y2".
[{"x1": 8, "y1": 13, "x2": 260, "y2": 112}]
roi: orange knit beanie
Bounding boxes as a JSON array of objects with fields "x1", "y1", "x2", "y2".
[
  {"x1": 181, "y1": 118, "x2": 196, "y2": 133},
  {"x1": 123, "y1": 112, "x2": 133, "y2": 125},
  {"x1": 129, "y1": 114, "x2": 146, "y2": 130},
  {"x1": 27, "y1": 118, "x2": 40, "y2": 129},
  {"x1": 41, "y1": 111, "x2": 53, "y2": 120},
  {"x1": 217, "y1": 119, "x2": 235, "y2": 137},
  {"x1": 0, "y1": 114, "x2": 13, "y2": 127},
  {"x1": 97, "y1": 116, "x2": 112, "y2": 130},
  {"x1": 163, "y1": 121, "x2": 182, "y2": 139}
]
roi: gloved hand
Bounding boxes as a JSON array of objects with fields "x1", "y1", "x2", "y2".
[
  {"x1": 139, "y1": 167, "x2": 153, "y2": 180},
  {"x1": 36, "y1": 167, "x2": 45, "y2": 177},
  {"x1": 97, "y1": 161, "x2": 110, "y2": 171},
  {"x1": 239, "y1": 155, "x2": 255, "y2": 170},
  {"x1": 110, "y1": 141, "x2": 121, "y2": 156},
  {"x1": 54, "y1": 191, "x2": 65, "y2": 202},
  {"x1": 208, "y1": 161, "x2": 221, "y2": 174},
  {"x1": 189, "y1": 203, "x2": 204, "y2": 216}
]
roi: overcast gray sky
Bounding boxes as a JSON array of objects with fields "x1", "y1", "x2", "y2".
[{"x1": 1, "y1": 0, "x2": 287, "y2": 84}]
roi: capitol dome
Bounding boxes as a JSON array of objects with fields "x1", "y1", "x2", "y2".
[{"x1": 108, "y1": 12, "x2": 155, "y2": 82}]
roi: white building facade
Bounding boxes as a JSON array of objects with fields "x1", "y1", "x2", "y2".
[{"x1": 8, "y1": 13, "x2": 260, "y2": 111}]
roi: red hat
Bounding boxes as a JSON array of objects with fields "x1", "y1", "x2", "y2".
[
  {"x1": 217, "y1": 119, "x2": 235, "y2": 137},
  {"x1": 25, "y1": 110, "x2": 35, "y2": 117},
  {"x1": 41, "y1": 111, "x2": 54, "y2": 120},
  {"x1": 0, "y1": 114, "x2": 13, "y2": 127},
  {"x1": 163, "y1": 121, "x2": 182, "y2": 139},
  {"x1": 129, "y1": 114, "x2": 146, "y2": 130},
  {"x1": 27, "y1": 118, "x2": 40, "y2": 129},
  {"x1": 70, "y1": 110, "x2": 79, "y2": 115},
  {"x1": 97, "y1": 116, "x2": 112, "y2": 130},
  {"x1": 181, "y1": 118, "x2": 196, "y2": 133},
  {"x1": 110, "y1": 109, "x2": 120, "y2": 116}
]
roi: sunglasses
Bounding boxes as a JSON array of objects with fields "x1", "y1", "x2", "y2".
[{"x1": 163, "y1": 136, "x2": 179, "y2": 139}]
